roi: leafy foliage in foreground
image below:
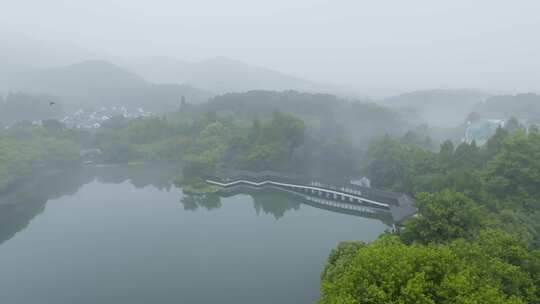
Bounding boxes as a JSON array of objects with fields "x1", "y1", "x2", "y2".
[
  {"x1": 320, "y1": 233, "x2": 539, "y2": 304},
  {"x1": 364, "y1": 127, "x2": 540, "y2": 246},
  {"x1": 320, "y1": 127, "x2": 540, "y2": 303},
  {"x1": 400, "y1": 190, "x2": 487, "y2": 244}
]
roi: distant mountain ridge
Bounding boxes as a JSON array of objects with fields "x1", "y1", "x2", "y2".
[
  {"x1": 0, "y1": 30, "x2": 113, "y2": 94},
  {"x1": 0, "y1": 30, "x2": 108, "y2": 69},
  {"x1": 474, "y1": 93, "x2": 540, "y2": 121},
  {"x1": 381, "y1": 89, "x2": 491, "y2": 127},
  {"x1": 15, "y1": 60, "x2": 213, "y2": 111},
  {"x1": 0, "y1": 31, "x2": 507, "y2": 123},
  {"x1": 127, "y1": 56, "x2": 328, "y2": 94}
]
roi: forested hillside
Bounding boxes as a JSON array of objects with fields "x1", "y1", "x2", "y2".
[
  {"x1": 198, "y1": 90, "x2": 412, "y2": 146},
  {"x1": 381, "y1": 89, "x2": 490, "y2": 127},
  {"x1": 320, "y1": 126, "x2": 540, "y2": 303},
  {"x1": 475, "y1": 93, "x2": 540, "y2": 121},
  {"x1": 0, "y1": 123, "x2": 81, "y2": 192},
  {"x1": 8, "y1": 60, "x2": 213, "y2": 112}
]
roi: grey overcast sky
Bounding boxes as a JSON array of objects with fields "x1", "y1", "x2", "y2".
[{"x1": 2, "y1": 0, "x2": 540, "y2": 93}]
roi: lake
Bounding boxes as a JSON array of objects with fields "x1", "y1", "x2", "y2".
[{"x1": 0, "y1": 166, "x2": 390, "y2": 304}]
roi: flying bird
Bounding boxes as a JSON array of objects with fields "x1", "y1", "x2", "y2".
[{"x1": 49, "y1": 102, "x2": 56, "y2": 106}]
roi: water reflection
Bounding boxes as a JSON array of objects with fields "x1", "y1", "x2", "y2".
[
  {"x1": 215, "y1": 186, "x2": 394, "y2": 225},
  {"x1": 0, "y1": 169, "x2": 97, "y2": 244},
  {"x1": 0, "y1": 165, "x2": 392, "y2": 246},
  {"x1": 0, "y1": 165, "x2": 180, "y2": 245},
  {"x1": 251, "y1": 190, "x2": 301, "y2": 219},
  {"x1": 180, "y1": 193, "x2": 222, "y2": 211},
  {"x1": 179, "y1": 190, "x2": 301, "y2": 219},
  {"x1": 91, "y1": 165, "x2": 178, "y2": 191},
  {"x1": 0, "y1": 196, "x2": 46, "y2": 244}
]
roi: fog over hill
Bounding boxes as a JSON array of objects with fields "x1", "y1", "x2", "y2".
[
  {"x1": 474, "y1": 93, "x2": 540, "y2": 121},
  {"x1": 0, "y1": 30, "x2": 108, "y2": 69},
  {"x1": 127, "y1": 56, "x2": 331, "y2": 94},
  {"x1": 195, "y1": 90, "x2": 412, "y2": 146},
  {"x1": 380, "y1": 89, "x2": 491, "y2": 127},
  {"x1": 0, "y1": 30, "x2": 112, "y2": 93},
  {"x1": 14, "y1": 60, "x2": 213, "y2": 111},
  {"x1": 4, "y1": 1, "x2": 540, "y2": 94},
  {"x1": 1, "y1": 30, "x2": 537, "y2": 128},
  {"x1": 0, "y1": 31, "x2": 348, "y2": 103}
]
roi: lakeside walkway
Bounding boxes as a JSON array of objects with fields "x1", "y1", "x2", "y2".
[{"x1": 206, "y1": 170, "x2": 416, "y2": 222}]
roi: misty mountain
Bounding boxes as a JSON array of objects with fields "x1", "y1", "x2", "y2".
[
  {"x1": 381, "y1": 89, "x2": 491, "y2": 127},
  {"x1": 195, "y1": 90, "x2": 411, "y2": 145},
  {"x1": 474, "y1": 93, "x2": 540, "y2": 121},
  {"x1": 0, "y1": 30, "x2": 107, "y2": 69},
  {"x1": 0, "y1": 30, "x2": 109, "y2": 92},
  {"x1": 16, "y1": 60, "x2": 213, "y2": 112},
  {"x1": 201, "y1": 90, "x2": 344, "y2": 118},
  {"x1": 128, "y1": 56, "x2": 325, "y2": 94}
]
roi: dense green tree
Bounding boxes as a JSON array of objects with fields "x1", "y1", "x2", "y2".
[
  {"x1": 364, "y1": 136, "x2": 436, "y2": 192},
  {"x1": 453, "y1": 141, "x2": 480, "y2": 168},
  {"x1": 42, "y1": 119, "x2": 65, "y2": 133},
  {"x1": 0, "y1": 126, "x2": 81, "y2": 192},
  {"x1": 485, "y1": 131, "x2": 540, "y2": 202},
  {"x1": 320, "y1": 235, "x2": 536, "y2": 304},
  {"x1": 101, "y1": 142, "x2": 139, "y2": 163},
  {"x1": 363, "y1": 129, "x2": 540, "y2": 247},
  {"x1": 401, "y1": 190, "x2": 487, "y2": 244},
  {"x1": 506, "y1": 117, "x2": 524, "y2": 134},
  {"x1": 486, "y1": 126, "x2": 509, "y2": 157},
  {"x1": 301, "y1": 136, "x2": 360, "y2": 178},
  {"x1": 181, "y1": 121, "x2": 231, "y2": 175},
  {"x1": 401, "y1": 125, "x2": 434, "y2": 150},
  {"x1": 233, "y1": 112, "x2": 307, "y2": 171},
  {"x1": 322, "y1": 116, "x2": 540, "y2": 304},
  {"x1": 126, "y1": 117, "x2": 173, "y2": 144},
  {"x1": 438, "y1": 140, "x2": 454, "y2": 170}
]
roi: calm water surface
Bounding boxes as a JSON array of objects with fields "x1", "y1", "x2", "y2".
[{"x1": 0, "y1": 167, "x2": 389, "y2": 304}]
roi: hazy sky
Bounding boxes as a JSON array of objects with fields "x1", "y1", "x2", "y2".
[{"x1": 2, "y1": 0, "x2": 540, "y2": 93}]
